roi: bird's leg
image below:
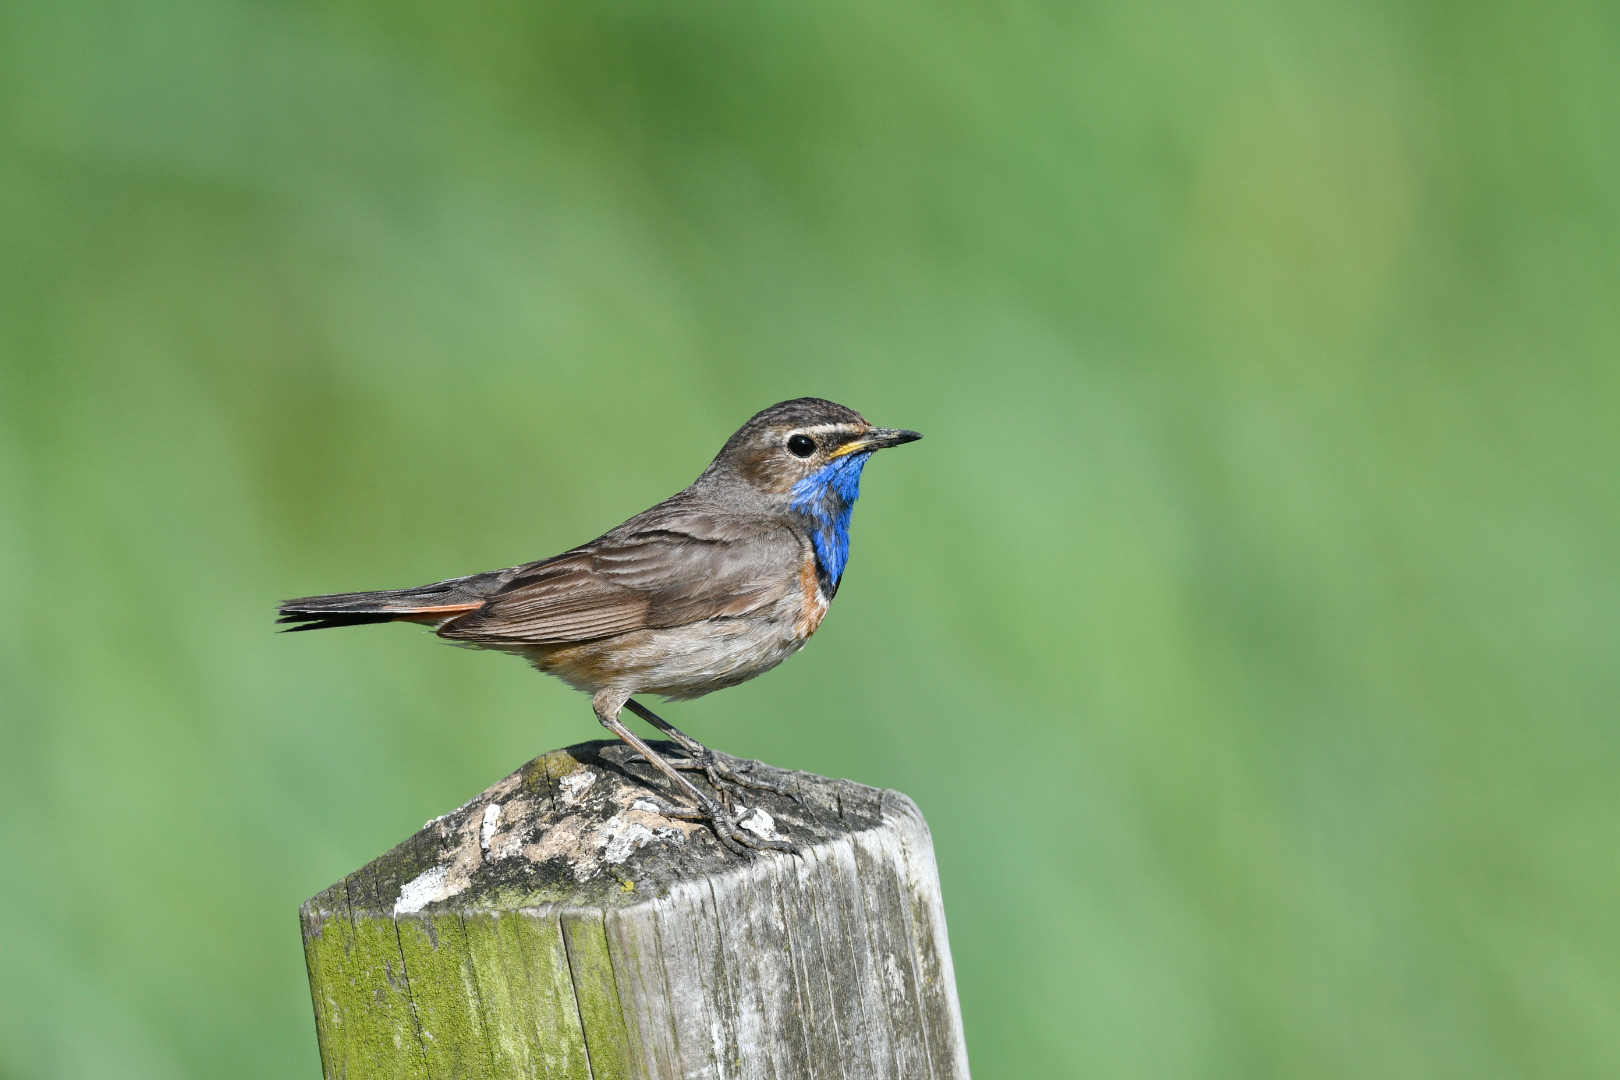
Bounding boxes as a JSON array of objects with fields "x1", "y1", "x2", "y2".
[
  {"x1": 622, "y1": 698, "x2": 797, "y2": 806},
  {"x1": 593, "y1": 690, "x2": 791, "y2": 856}
]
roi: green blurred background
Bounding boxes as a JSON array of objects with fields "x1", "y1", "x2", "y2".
[{"x1": 2, "y1": 0, "x2": 1617, "y2": 1076}]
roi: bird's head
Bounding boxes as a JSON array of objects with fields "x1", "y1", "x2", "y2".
[
  {"x1": 701, "y1": 398, "x2": 921, "y2": 589},
  {"x1": 705, "y1": 397, "x2": 922, "y2": 500}
]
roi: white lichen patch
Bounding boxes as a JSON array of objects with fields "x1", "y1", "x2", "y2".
[
  {"x1": 395, "y1": 866, "x2": 456, "y2": 915},
  {"x1": 481, "y1": 803, "x2": 501, "y2": 849},
  {"x1": 602, "y1": 820, "x2": 658, "y2": 864},
  {"x1": 600, "y1": 812, "x2": 688, "y2": 864},
  {"x1": 738, "y1": 807, "x2": 782, "y2": 842},
  {"x1": 558, "y1": 769, "x2": 597, "y2": 804}
]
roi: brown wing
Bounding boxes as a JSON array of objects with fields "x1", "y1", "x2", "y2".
[{"x1": 437, "y1": 509, "x2": 802, "y2": 645}]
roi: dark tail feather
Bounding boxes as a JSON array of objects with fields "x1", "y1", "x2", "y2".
[
  {"x1": 277, "y1": 610, "x2": 404, "y2": 632},
  {"x1": 276, "y1": 573, "x2": 502, "y2": 633}
]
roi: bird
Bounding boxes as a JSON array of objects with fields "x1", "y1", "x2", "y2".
[{"x1": 277, "y1": 398, "x2": 922, "y2": 854}]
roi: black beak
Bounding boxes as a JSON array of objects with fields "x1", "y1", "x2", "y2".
[{"x1": 863, "y1": 428, "x2": 923, "y2": 450}]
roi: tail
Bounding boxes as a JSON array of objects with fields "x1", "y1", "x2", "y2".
[{"x1": 276, "y1": 572, "x2": 502, "y2": 632}]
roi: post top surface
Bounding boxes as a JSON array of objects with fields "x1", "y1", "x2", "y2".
[{"x1": 305, "y1": 741, "x2": 908, "y2": 917}]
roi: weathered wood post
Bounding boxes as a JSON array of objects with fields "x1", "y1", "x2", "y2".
[{"x1": 301, "y1": 740, "x2": 970, "y2": 1079}]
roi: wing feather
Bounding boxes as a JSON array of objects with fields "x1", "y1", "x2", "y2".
[{"x1": 438, "y1": 508, "x2": 799, "y2": 645}]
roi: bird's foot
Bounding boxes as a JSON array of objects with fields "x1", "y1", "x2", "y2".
[
  {"x1": 657, "y1": 749, "x2": 798, "y2": 808},
  {"x1": 630, "y1": 793, "x2": 793, "y2": 857}
]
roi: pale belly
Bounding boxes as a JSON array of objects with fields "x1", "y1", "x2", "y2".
[{"x1": 514, "y1": 584, "x2": 830, "y2": 701}]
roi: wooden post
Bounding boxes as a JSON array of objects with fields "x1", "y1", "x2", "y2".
[{"x1": 301, "y1": 740, "x2": 971, "y2": 1080}]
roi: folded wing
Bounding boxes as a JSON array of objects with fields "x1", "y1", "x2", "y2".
[{"x1": 437, "y1": 510, "x2": 799, "y2": 645}]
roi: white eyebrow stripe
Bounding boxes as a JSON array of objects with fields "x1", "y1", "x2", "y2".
[{"x1": 788, "y1": 424, "x2": 865, "y2": 439}]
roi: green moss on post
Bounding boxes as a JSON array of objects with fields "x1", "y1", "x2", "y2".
[
  {"x1": 561, "y1": 911, "x2": 637, "y2": 1080},
  {"x1": 396, "y1": 912, "x2": 492, "y2": 1079},
  {"x1": 462, "y1": 909, "x2": 592, "y2": 1080},
  {"x1": 301, "y1": 885, "x2": 427, "y2": 1079}
]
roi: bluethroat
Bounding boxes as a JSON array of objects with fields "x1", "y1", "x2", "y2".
[{"x1": 278, "y1": 398, "x2": 922, "y2": 854}]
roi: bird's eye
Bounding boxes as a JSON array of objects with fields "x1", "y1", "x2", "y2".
[{"x1": 787, "y1": 434, "x2": 817, "y2": 458}]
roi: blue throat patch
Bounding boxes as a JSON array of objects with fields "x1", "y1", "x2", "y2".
[{"x1": 788, "y1": 451, "x2": 872, "y2": 595}]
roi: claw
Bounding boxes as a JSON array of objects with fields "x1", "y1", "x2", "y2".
[
  {"x1": 643, "y1": 749, "x2": 798, "y2": 806},
  {"x1": 629, "y1": 791, "x2": 791, "y2": 856},
  {"x1": 716, "y1": 760, "x2": 799, "y2": 802},
  {"x1": 609, "y1": 699, "x2": 794, "y2": 855}
]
